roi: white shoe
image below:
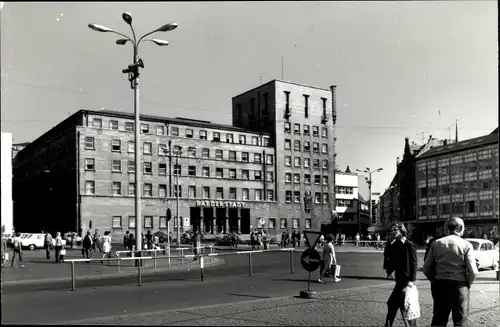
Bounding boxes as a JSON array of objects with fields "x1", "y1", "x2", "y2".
[
  {"x1": 334, "y1": 277, "x2": 341, "y2": 282},
  {"x1": 317, "y1": 279, "x2": 324, "y2": 283}
]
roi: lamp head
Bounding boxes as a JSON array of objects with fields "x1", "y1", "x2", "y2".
[
  {"x1": 88, "y1": 24, "x2": 114, "y2": 33},
  {"x1": 148, "y1": 38, "x2": 169, "y2": 46},
  {"x1": 116, "y1": 39, "x2": 129, "y2": 45},
  {"x1": 122, "y1": 12, "x2": 133, "y2": 25},
  {"x1": 157, "y1": 22, "x2": 178, "y2": 32}
]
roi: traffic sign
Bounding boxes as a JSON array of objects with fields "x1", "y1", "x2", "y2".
[
  {"x1": 300, "y1": 248, "x2": 321, "y2": 272},
  {"x1": 304, "y1": 231, "x2": 322, "y2": 249}
]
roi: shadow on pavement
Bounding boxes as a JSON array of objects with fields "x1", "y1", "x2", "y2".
[{"x1": 226, "y1": 293, "x2": 271, "y2": 299}]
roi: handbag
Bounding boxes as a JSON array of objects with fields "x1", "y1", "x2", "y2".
[
  {"x1": 60, "y1": 249, "x2": 66, "y2": 256},
  {"x1": 404, "y1": 286, "x2": 421, "y2": 320}
]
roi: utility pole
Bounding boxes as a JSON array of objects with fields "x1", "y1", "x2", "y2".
[{"x1": 357, "y1": 167, "x2": 383, "y2": 227}]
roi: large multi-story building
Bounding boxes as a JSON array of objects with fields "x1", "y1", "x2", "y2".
[
  {"x1": 414, "y1": 128, "x2": 499, "y2": 241},
  {"x1": 13, "y1": 80, "x2": 338, "y2": 240}
]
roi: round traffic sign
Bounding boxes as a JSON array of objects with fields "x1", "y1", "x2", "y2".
[{"x1": 300, "y1": 248, "x2": 321, "y2": 272}]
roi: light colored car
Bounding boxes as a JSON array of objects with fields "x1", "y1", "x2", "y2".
[
  {"x1": 64, "y1": 232, "x2": 82, "y2": 245},
  {"x1": 17, "y1": 233, "x2": 67, "y2": 250},
  {"x1": 465, "y1": 238, "x2": 499, "y2": 270}
]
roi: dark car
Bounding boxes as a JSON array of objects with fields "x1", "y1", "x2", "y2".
[{"x1": 153, "y1": 231, "x2": 171, "y2": 244}]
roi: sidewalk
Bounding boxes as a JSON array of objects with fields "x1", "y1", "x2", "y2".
[{"x1": 61, "y1": 271, "x2": 499, "y2": 326}]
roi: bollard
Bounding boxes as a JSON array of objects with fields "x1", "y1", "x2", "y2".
[
  {"x1": 209, "y1": 246, "x2": 213, "y2": 262},
  {"x1": 200, "y1": 255, "x2": 204, "y2": 281},
  {"x1": 138, "y1": 257, "x2": 142, "y2": 286},
  {"x1": 180, "y1": 248, "x2": 184, "y2": 267},
  {"x1": 248, "y1": 252, "x2": 253, "y2": 276},
  {"x1": 167, "y1": 247, "x2": 171, "y2": 269},
  {"x1": 153, "y1": 250, "x2": 157, "y2": 271},
  {"x1": 289, "y1": 249, "x2": 294, "y2": 274},
  {"x1": 71, "y1": 261, "x2": 76, "y2": 291}
]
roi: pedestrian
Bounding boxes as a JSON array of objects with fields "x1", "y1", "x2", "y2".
[
  {"x1": 318, "y1": 234, "x2": 341, "y2": 283},
  {"x1": 384, "y1": 222, "x2": 418, "y2": 327},
  {"x1": 101, "y1": 231, "x2": 112, "y2": 264},
  {"x1": 82, "y1": 231, "x2": 93, "y2": 259},
  {"x1": 145, "y1": 230, "x2": 153, "y2": 253},
  {"x1": 128, "y1": 233, "x2": 135, "y2": 257},
  {"x1": 423, "y1": 217, "x2": 479, "y2": 327},
  {"x1": 92, "y1": 229, "x2": 102, "y2": 255},
  {"x1": 1, "y1": 235, "x2": 8, "y2": 266},
  {"x1": 423, "y1": 235, "x2": 436, "y2": 262},
  {"x1": 123, "y1": 230, "x2": 129, "y2": 249},
  {"x1": 54, "y1": 232, "x2": 63, "y2": 263},
  {"x1": 355, "y1": 233, "x2": 361, "y2": 247},
  {"x1": 383, "y1": 234, "x2": 396, "y2": 279},
  {"x1": 44, "y1": 231, "x2": 53, "y2": 260},
  {"x1": 11, "y1": 232, "x2": 24, "y2": 268}
]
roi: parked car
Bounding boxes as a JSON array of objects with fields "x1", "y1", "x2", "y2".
[
  {"x1": 11, "y1": 233, "x2": 67, "y2": 250},
  {"x1": 465, "y1": 238, "x2": 499, "y2": 270},
  {"x1": 64, "y1": 232, "x2": 82, "y2": 246},
  {"x1": 216, "y1": 233, "x2": 242, "y2": 246},
  {"x1": 153, "y1": 231, "x2": 170, "y2": 244}
]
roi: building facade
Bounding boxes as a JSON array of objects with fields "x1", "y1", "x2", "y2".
[
  {"x1": 13, "y1": 80, "x2": 339, "y2": 241},
  {"x1": 1, "y1": 132, "x2": 14, "y2": 235},
  {"x1": 414, "y1": 129, "x2": 499, "y2": 242}
]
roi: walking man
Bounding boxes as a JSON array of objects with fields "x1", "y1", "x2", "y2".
[
  {"x1": 44, "y1": 231, "x2": 53, "y2": 260},
  {"x1": 423, "y1": 217, "x2": 479, "y2": 327}
]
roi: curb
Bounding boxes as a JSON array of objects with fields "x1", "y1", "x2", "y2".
[{"x1": 0, "y1": 257, "x2": 225, "y2": 287}]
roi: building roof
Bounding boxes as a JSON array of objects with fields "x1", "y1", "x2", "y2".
[
  {"x1": 416, "y1": 129, "x2": 498, "y2": 160},
  {"x1": 231, "y1": 79, "x2": 331, "y2": 99}
]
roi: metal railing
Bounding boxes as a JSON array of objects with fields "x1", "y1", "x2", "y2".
[{"x1": 65, "y1": 247, "x2": 294, "y2": 291}]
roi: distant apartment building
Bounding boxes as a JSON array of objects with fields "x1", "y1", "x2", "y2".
[
  {"x1": 13, "y1": 80, "x2": 339, "y2": 240},
  {"x1": 415, "y1": 128, "x2": 499, "y2": 241},
  {"x1": 1, "y1": 133, "x2": 14, "y2": 235}
]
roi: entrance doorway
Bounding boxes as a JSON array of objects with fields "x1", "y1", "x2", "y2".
[
  {"x1": 190, "y1": 207, "x2": 201, "y2": 232},
  {"x1": 216, "y1": 208, "x2": 226, "y2": 234},
  {"x1": 203, "y1": 208, "x2": 214, "y2": 233},
  {"x1": 240, "y1": 208, "x2": 250, "y2": 234},
  {"x1": 228, "y1": 208, "x2": 238, "y2": 233}
]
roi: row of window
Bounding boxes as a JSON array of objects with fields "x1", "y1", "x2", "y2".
[
  {"x1": 285, "y1": 173, "x2": 329, "y2": 185},
  {"x1": 91, "y1": 118, "x2": 271, "y2": 147},
  {"x1": 284, "y1": 139, "x2": 329, "y2": 154},
  {"x1": 417, "y1": 148, "x2": 498, "y2": 171},
  {"x1": 419, "y1": 179, "x2": 497, "y2": 198},
  {"x1": 417, "y1": 162, "x2": 495, "y2": 179},
  {"x1": 285, "y1": 156, "x2": 328, "y2": 169},
  {"x1": 284, "y1": 123, "x2": 328, "y2": 138},
  {"x1": 419, "y1": 199, "x2": 497, "y2": 216},
  {"x1": 85, "y1": 181, "x2": 276, "y2": 201}
]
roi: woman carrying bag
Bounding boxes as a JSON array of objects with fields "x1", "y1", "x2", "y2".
[{"x1": 318, "y1": 234, "x2": 341, "y2": 283}]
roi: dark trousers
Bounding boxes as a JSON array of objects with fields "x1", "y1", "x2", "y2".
[
  {"x1": 92, "y1": 241, "x2": 102, "y2": 254},
  {"x1": 82, "y1": 247, "x2": 91, "y2": 259},
  {"x1": 386, "y1": 281, "x2": 417, "y2": 327},
  {"x1": 431, "y1": 280, "x2": 469, "y2": 327},
  {"x1": 54, "y1": 246, "x2": 62, "y2": 263},
  {"x1": 11, "y1": 249, "x2": 23, "y2": 267},
  {"x1": 45, "y1": 245, "x2": 51, "y2": 259}
]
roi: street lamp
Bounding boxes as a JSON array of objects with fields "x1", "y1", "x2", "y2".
[
  {"x1": 174, "y1": 147, "x2": 183, "y2": 247},
  {"x1": 88, "y1": 13, "x2": 178, "y2": 252},
  {"x1": 356, "y1": 167, "x2": 383, "y2": 231}
]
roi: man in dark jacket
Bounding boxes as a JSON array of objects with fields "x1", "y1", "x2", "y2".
[{"x1": 82, "y1": 231, "x2": 93, "y2": 259}]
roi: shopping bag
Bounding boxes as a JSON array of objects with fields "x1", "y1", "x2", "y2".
[
  {"x1": 404, "y1": 286, "x2": 421, "y2": 320},
  {"x1": 3, "y1": 252, "x2": 8, "y2": 261},
  {"x1": 333, "y1": 264, "x2": 341, "y2": 277},
  {"x1": 60, "y1": 249, "x2": 67, "y2": 256}
]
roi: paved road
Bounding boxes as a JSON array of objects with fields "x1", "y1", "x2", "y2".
[{"x1": 1, "y1": 251, "x2": 434, "y2": 324}]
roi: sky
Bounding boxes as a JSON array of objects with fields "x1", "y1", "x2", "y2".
[{"x1": 0, "y1": 1, "x2": 498, "y2": 196}]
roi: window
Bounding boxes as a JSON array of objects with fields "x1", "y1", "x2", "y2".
[
  {"x1": 292, "y1": 218, "x2": 299, "y2": 229},
  {"x1": 202, "y1": 148, "x2": 210, "y2": 159},
  {"x1": 314, "y1": 175, "x2": 321, "y2": 185},
  {"x1": 173, "y1": 145, "x2": 182, "y2": 156},
  {"x1": 213, "y1": 132, "x2": 220, "y2": 142},
  {"x1": 128, "y1": 161, "x2": 135, "y2": 173},
  {"x1": 93, "y1": 118, "x2": 102, "y2": 128},
  {"x1": 315, "y1": 192, "x2": 321, "y2": 204},
  {"x1": 255, "y1": 189, "x2": 262, "y2": 201},
  {"x1": 159, "y1": 217, "x2": 167, "y2": 228},
  {"x1": 294, "y1": 192, "x2": 301, "y2": 203},
  {"x1": 267, "y1": 190, "x2": 274, "y2": 201},
  {"x1": 304, "y1": 174, "x2": 311, "y2": 184},
  {"x1": 294, "y1": 157, "x2": 301, "y2": 167},
  {"x1": 159, "y1": 184, "x2": 167, "y2": 197},
  {"x1": 294, "y1": 140, "x2": 301, "y2": 151},
  {"x1": 216, "y1": 187, "x2": 224, "y2": 199},
  {"x1": 202, "y1": 187, "x2": 210, "y2": 198},
  {"x1": 158, "y1": 163, "x2": 167, "y2": 175},
  {"x1": 242, "y1": 188, "x2": 249, "y2": 201},
  {"x1": 174, "y1": 164, "x2": 181, "y2": 175},
  {"x1": 304, "y1": 158, "x2": 310, "y2": 168},
  {"x1": 284, "y1": 91, "x2": 291, "y2": 113},
  {"x1": 322, "y1": 160, "x2": 328, "y2": 169},
  {"x1": 188, "y1": 186, "x2": 196, "y2": 198},
  {"x1": 229, "y1": 188, "x2": 237, "y2": 200},
  {"x1": 216, "y1": 168, "x2": 224, "y2": 178},
  {"x1": 266, "y1": 154, "x2": 274, "y2": 164},
  {"x1": 285, "y1": 156, "x2": 292, "y2": 166},
  {"x1": 313, "y1": 126, "x2": 319, "y2": 137},
  {"x1": 199, "y1": 130, "x2": 207, "y2": 140},
  {"x1": 143, "y1": 183, "x2": 152, "y2": 197},
  {"x1": 313, "y1": 143, "x2": 319, "y2": 153},
  {"x1": 85, "y1": 181, "x2": 95, "y2": 195},
  {"x1": 285, "y1": 191, "x2": 292, "y2": 203},
  {"x1": 111, "y1": 139, "x2": 121, "y2": 152},
  {"x1": 85, "y1": 158, "x2": 95, "y2": 170},
  {"x1": 112, "y1": 216, "x2": 122, "y2": 228},
  {"x1": 229, "y1": 169, "x2": 237, "y2": 179},
  {"x1": 143, "y1": 142, "x2": 152, "y2": 155},
  {"x1": 229, "y1": 151, "x2": 236, "y2": 161},
  {"x1": 202, "y1": 167, "x2": 210, "y2": 177},
  {"x1": 254, "y1": 171, "x2": 262, "y2": 180},
  {"x1": 304, "y1": 125, "x2": 310, "y2": 135},
  {"x1": 226, "y1": 133, "x2": 234, "y2": 143},
  {"x1": 285, "y1": 173, "x2": 292, "y2": 183},
  {"x1": 112, "y1": 182, "x2": 121, "y2": 195},
  {"x1": 313, "y1": 159, "x2": 320, "y2": 169},
  {"x1": 266, "y1": 172, "x2": 274, "y2": 182},
  {"x1": 323, "y1": 176, "x2": 329, "y2": 185},
  {"x1": 322, "y1": 193, "x2": 329, "y2": 204},
  {"x1": 242, "y1": 170, "x2": 249, "y2": 180},
  {"x1": 110, "y1": 120, "x2": 118, "y2": 130},
  {"x1": 125, "y1": 122, "x2": 134, "y2": 132},
  {"x1": 254, "y1": 153, "x2": 261, "y2": 163},
  {"x1": 268, "y1": 218, "x2": 276, "y2": 229},
  {"x1": 188, "y1": 147, "x2": 196, "y2": 158},
  {"x1": 143, "y1": 162, "x2": 152, "y2": 174},
  {"x1": 294, "y1": 124, "x2": 301, "y2": 134},
  {"x1": 188, "y1": 166, "x2": 196, "y2": 176},
  {"x1": 128, "y1": 141, "x2": 135, "y2": 153},
  {"x1": 156, "y1": 125, "x2": 164, "y2": 135},
  {"x1": 242, "y1": 152, "x2": 249, "y2": 162},
  {"x1": 280, "y1": 218, "x2": 287, "y2": 229},
  {"x1": 171, "y1": 127, "x2": 179, "y2": 136},
  {"x1": 321, "y1": 127, "x2": 328, "y2": 138},
  {"x1": 141, "y1": 124, "x2": 149, "y2": 134},
  {"x1": 304, "y1": 95, "x2": 309, "y2": 118},
  {"x1": 216, "y1": 150, "x2": 223, "y2": 160},
  {"x1": 304, "y1": 141, "x2": 310, "y2": 152},
  {"x1": 112, "y1": 160, "x2": 121, "y2": 172},
  {"x1": 239, "y1": 135, "x2": 246, "y2": 144},
  {"x1": 284, "y1": 122, "x2": 291, "y2": 133},
  {"x1": 293, "y1": 174, "x2": 300, "y2": 184},
  {"x1": 173, "y1": 185, "x2": 182, "y2": 197},
  {"x1": 284, "y1": 139, "x2": 291, "y2": 150},
  {"x1": 128, "y1": 216, "x2": 136, "y2": 228},
  {"x1": 305, "y1": 219, "x2": 311, "y2": 229},
  {"x1": 185, "y1": 128, "x2": 193, "y2": 138},
  {"x1": 144, "y1": 216, "x2": 153, "y2": 228},
  {"x1": 84, "y1": 137, "x2": 95, "y2": 150},
  {"x1": 128, "y1": 183, "x2": 135, "y2": 196},
  {"x1": 321, "y1": 144, "x2": 328, "y2": 154}
]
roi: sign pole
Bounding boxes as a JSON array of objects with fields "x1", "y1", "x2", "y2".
[
  {"x1": 299, "y1": 231, "x2": 322, "y2": 299},
  {"x1": 307, "y1": 272, "x2": 311, "y2": 292}
]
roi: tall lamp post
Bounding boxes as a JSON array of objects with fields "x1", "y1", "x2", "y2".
[
  {"x1": 356, "y1": 167, "x2": 383, "y2": 229},
  {"x1": 88, "y1": 13, "x2": 178, "y2": 252},
  {"x1": 174, "y1": 147, "x2": 183, "y2": 246}
]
